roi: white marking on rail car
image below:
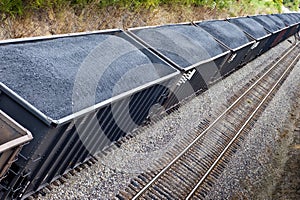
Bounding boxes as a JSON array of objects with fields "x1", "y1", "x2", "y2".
[{"x1": 176, "y1": 69, "x2": 196, "y2": 86}]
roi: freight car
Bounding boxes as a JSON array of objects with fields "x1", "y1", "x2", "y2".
[
  {"x1": 0, "y1": 13, "x2": 299, "y2": 199},
  {"x1": 0, "y1": 29, "x2": 180, "y2": 199}
]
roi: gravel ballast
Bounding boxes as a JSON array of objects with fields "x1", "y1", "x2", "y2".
[{"x1": 38, "y1": 38, "x2": 299, "y2": 199}]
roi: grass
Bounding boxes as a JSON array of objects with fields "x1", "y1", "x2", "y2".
[
  {"x1": 0, "y1": 0, "x2": 293, "y2": 18},
  {"x1": 0, "y1": 0, "x2": 294, "y2": 39}
]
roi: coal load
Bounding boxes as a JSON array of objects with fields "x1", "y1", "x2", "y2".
[
  {"x1": 0, "y1": 34, "x2": 175, "y2": 119},
  {"x1": 274, "y1": 14, "x2": 296, "y2": 26},
  {"x1": 292, "y1": 13, "x2": 300, "y2": 22},
  {"x1": 133, "y1": 25, "x2": 226, "y2": 68},
  {"x1": 228, "y1": 18, "x2": 269, "y2": 39},
  {"x1": 285, "y1": 14, "x2": 299, "y2": 25},
  {"x1": 197, "y1": 20, "x2": 250, "y2": 49},
  {"x1": 267, "y1": 15, "x2": 286, "y2": 29},
  {"x1": 251, "y1": 15, "x2": 281, "y2": 32}
]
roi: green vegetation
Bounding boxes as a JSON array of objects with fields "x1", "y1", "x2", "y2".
[
  {"x1": 283, "y1": 0, "x2": 300, "y2": 11},
  {"x1": 0, "y1": 0, "x2": 293, "y2": 17}
]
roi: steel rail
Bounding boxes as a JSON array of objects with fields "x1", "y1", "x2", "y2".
[
  {"x1": 132, "y1": 42, "x2": 299, "y2": 200},
  {"x1": 186, "y1": 49, "x2": 300, "y2": 200}
]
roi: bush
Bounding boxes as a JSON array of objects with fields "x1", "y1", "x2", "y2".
[
  {"x1": 283, "y1": 0, "x2": 299, "y2": 11},
  {"x1": 0, "y1": 0, "x2": 24, "y2": 15},
  {"x1": 0, "y1": 0, "x2": 286, "y2": 17}
]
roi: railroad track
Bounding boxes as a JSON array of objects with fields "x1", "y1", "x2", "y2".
[{"x1": 116, "y1": 43, "x2": 300, "y2": 200}]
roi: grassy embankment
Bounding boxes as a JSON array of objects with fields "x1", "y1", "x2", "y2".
[{"x1": 0, "y1": 0, "x2": 298, "y2": 39}]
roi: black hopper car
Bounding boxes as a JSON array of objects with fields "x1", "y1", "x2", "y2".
[{"x1": 0, "y1": 13, "x2": 299, "y2": 199}]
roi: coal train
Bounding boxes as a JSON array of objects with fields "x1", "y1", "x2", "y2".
[{"x1": 0, "y1": 13, "x2": 299, "y2": 199}]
